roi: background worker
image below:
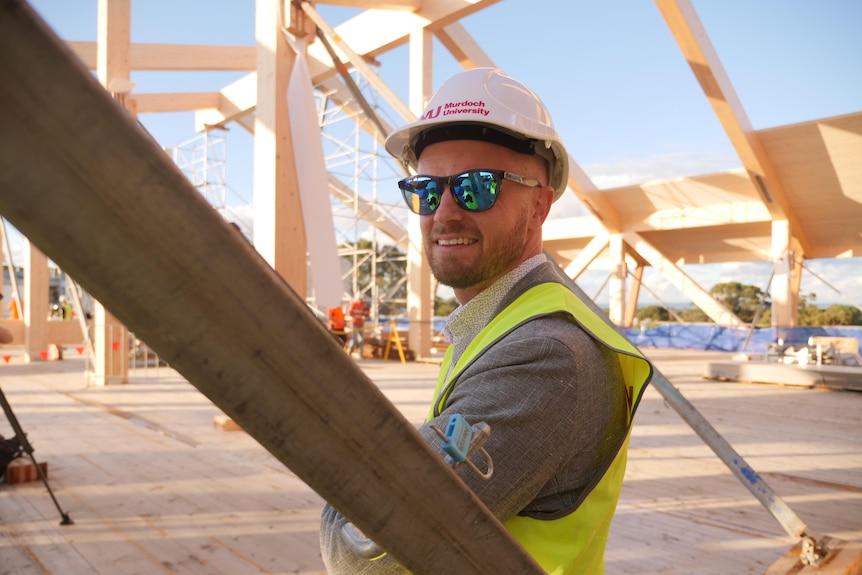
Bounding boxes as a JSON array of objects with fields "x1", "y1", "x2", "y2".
[
  {"x1": 59, "y1": 295, "x2": 73, "y2": 320},
  {"x1": 320, "y1": 68, "x2": 652, "y2": 574},
  {"x1": 346, "y1": 294, "x2": 369, "y2": 357},
  {"x1": 327, "y1": 306, "x2": 348, "y2": 347}
]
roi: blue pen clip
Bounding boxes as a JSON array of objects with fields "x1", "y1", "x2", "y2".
[
  {"x1": 441, "y1": 413, "x2": 473, "y2": 462},
  {"x1": 432, "y1": 414, "x2": 493, "y2": 480}
]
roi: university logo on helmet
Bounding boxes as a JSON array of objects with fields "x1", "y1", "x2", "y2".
[
  {"x1": 421, "y1": 106, "x2": 442, "y2": 120},
  {"x1": 421, "y1": 100, "x2": 490, "y2": 121}
]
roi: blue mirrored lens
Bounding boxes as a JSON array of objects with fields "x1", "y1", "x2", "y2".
[
  {"x1": 399, "y1": 170, "x2": 501, "y2": 215},
  {"x1": 453, "y1": 171, "x2": 498, "y2": 211},
  {"x1": 400, "y1": 176, "x2": 441, "y2": 215}
]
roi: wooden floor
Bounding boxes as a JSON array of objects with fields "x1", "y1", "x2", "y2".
[{"x1": 1, "y1": 349, "x2": 860, "y2": 574}]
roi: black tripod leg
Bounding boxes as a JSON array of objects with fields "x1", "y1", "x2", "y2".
[
  {"x1": 0, "y1": 386, "x2": 73, "y2": 525},
  {"x1": 23, "y1": 451, "x2": 73, "y2": 525}
]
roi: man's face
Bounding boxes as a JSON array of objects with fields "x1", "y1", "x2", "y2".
[{"x1": 416, "y1": 139, "x2": 553, "y2": 303}]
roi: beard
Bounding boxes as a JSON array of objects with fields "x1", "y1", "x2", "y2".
[{"x1": 425, "y1": 207, "x2": 529, "y2": 290}]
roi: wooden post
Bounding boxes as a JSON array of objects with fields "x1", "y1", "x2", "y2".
[
  {"x1": 253, "y1": 0, "x2": 307, "y2": 296},
  {"x1": 24, "y1": 242, "x2": 49, "y2": 362},
  {"x1": 406, "y1": 28, "x2": 434, "y2": 360},
  {"x1": 93, "y1": 0, "x2": 132, "y2": 384},
  {"x1": 0, "y1": 2, "x2": 543, "y2": 573}
]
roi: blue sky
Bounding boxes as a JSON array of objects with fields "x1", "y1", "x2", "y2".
[{"x1": 13, "y1": 0, "x2": 862, "y2": 308}]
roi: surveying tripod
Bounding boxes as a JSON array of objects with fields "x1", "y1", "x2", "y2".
[{"x1": 0, "y1": 385, "x2": 73, "y2": 525}]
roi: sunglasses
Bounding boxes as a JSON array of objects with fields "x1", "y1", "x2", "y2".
[{"x1": 398, "y1": 169, "x2": 541, "y2": 215}]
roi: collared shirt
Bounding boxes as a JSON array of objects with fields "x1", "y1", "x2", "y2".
[{"x1": 443, "y1": 253, "x2": 548, "y2": 370}]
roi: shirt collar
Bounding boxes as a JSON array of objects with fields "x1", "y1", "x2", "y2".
[{"x1": 443, "y1": 253, "x2": 548, "y2": 361}]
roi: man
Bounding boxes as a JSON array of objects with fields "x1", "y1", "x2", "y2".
[
  {"x1": 327, "y1": 305, "x2": 348, "y2": 347},
  {"x1": 59, "y1": 295, "x2": 74, "y2": 320},
  {"x1": 346, "y1": 294, "x2": 370, "y2": 356},
  {"x1": 320, "y1": 68, "x2": 652, "y2": 574}
]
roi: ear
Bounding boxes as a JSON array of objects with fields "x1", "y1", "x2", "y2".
[{"x1": 531, "y1": 186, "x2": 555, "y2": 226}]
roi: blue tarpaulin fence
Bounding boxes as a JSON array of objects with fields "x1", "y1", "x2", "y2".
[
  {"x1": 382, "y1": 316, "x2": 862, "y2": 356},
  {"x1": 622, "y1": 324, "x2": 862, "y2": 355}
]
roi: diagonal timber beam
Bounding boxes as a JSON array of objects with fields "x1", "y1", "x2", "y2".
[
  {"x1": 622, "y1": 231, "x2": 743, "y2": 326},
  {"x1": 301, "y1": 1, "x2": 416, "y2": 124},
  {"x1": 199, "y1": 1, "x2": 503, "y2": 131},
  {"x1": 431, "y1": 21, "x2": 623, "y2": 232},
  {"x1": 655, "y1": 0, "x2": 811, "y2": 256},
  {"x1": 566, "y1": 157, "x2": 622, "y2": 233},
  {"x1": 0, "y1": 3, "x2": 544, "y2": 573},
  {"x1": 195, "y1": 73, "x2": 258, "y2": 132},
  {"x1": 564, "y1": 232, "x2": 610, "y2": 279}
]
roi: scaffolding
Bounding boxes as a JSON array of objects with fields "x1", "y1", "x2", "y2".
[
  {"x1": 168, "y1": 72, "x2": 412, "y2": 332},
  {"x1": 172, "y1": 131, "x2": 227, "y2": 210},
  {"x1": 316, "y1": 70, "x2": 410, "y2": 326}
]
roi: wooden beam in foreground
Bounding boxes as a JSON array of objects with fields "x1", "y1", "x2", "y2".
[{"x1": 0, "y1": 2, "x2": 543, "y2": 574}]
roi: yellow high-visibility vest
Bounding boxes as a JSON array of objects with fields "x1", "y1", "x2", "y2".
[{"x1": 430, "y1": 282, "x2": 653, "y2": 574}]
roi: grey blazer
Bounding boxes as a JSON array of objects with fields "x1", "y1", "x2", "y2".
[{"x1": 320, "y1": 262, "x2": 629, "y2": 574}]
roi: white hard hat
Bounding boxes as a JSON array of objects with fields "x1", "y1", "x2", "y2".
[{"x1": 385, "y1": 68, "x2": 569, "y2": 201}]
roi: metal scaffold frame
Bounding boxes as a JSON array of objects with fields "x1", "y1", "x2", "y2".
[
  {"x1": 316, "y1": 69, "x2": 410, "y2": 327},
  {"x1": 165, "y1": 70, "x2": 413, "y2": 337},
  {"x1": 173, "y1": 130, "x2": 228, "y2": 211}
]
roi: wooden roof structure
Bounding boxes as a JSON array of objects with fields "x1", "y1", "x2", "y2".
[
  {"x1": 15, "y1": 0, "x2": 862, "y2": 352},
  {"x1": 545, "y1": 111, "x2": 862, "y2": 265}
]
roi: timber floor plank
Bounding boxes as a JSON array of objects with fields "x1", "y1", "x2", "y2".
[{"x1": 1, "y1": 350, "x2": 860, "y2": 574}]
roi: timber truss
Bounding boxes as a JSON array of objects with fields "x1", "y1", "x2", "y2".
[{"x1": 42, "y1": 0, "x2": 862, "y2": 357}]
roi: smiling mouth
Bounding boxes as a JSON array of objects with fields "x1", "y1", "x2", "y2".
[{"x1": 437, "y1": 238, "x2": 476, "y2": 246}]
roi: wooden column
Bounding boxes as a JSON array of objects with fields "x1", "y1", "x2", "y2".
[
  {"x1": 253, "y1": 0, "x2": 306, "y2": 297},
  {"x1": 23, "y1": 242, "x2": 49, "y2": 362},
  {"x1": 771, "y1": 219, "x2": 796, "y2": 328},
  {"x1": 624, "y1": 263, "x2": 645, "y2": 328},
  {"x1": 93, "y1": 0, "x2": 131, "y2": 383},
  {"x1": 406, "y1": 28, "x2": 434, "y2": 358},
  {"x1": 90, "y1": 304, "x2": 128, "y2": 386},
  {"x1": 608, "y1": 233, "x2": 627, "y2": 325}
]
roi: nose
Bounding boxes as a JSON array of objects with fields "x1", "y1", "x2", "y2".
[{"x1": 432, "y1": 184, "x2": 463, "y2": 223}]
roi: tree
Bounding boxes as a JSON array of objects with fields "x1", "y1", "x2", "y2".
[
  {"x1": 709, "y1": 281, "x2": 770, "y2": 323},
  {"x1": 635, "y1": 305, "x2": 669, "y2": 323},
  {"x1": 821, "y1": 304, "x2": 862, "y2": 326},
  {"x1": 679, "y1": 307, "x2": 710, "y2": 323},
  {"x1": 796, "y1": 292, "x2": 823, "y2": 326},
  {"x1": 435, "y1": 295, "x2": 458, "y2": 317}
]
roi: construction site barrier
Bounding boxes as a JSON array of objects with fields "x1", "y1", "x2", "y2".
[{"x1": 624, "y1": 323, "x2": 862, "y2": 355}]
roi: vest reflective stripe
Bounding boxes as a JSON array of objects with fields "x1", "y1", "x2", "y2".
[{"x1": 429, "y1": 282, "x2": 653, "y2": 574}]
